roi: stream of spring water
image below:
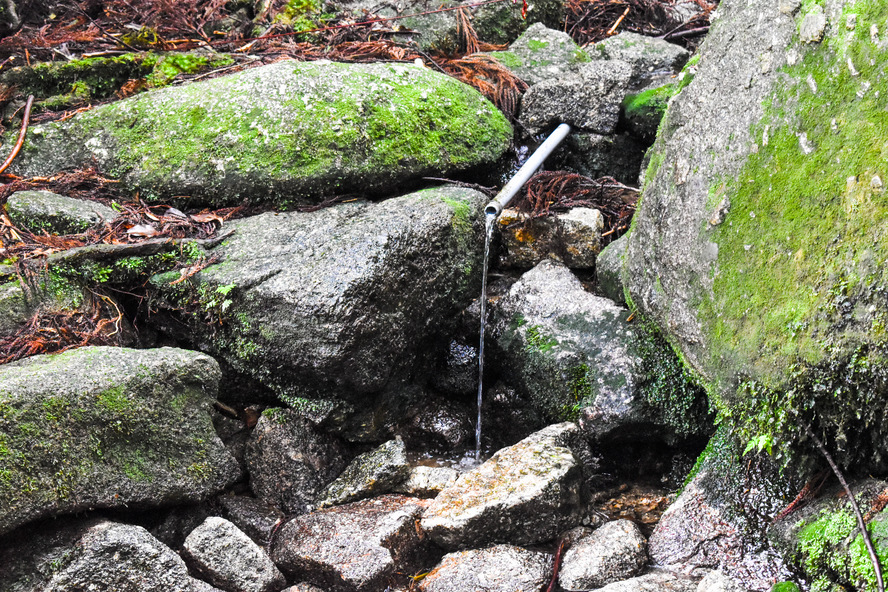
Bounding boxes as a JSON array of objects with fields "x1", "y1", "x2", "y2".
[{"x1": 475, "y1": 210, "x2": 498, "y2": 462}]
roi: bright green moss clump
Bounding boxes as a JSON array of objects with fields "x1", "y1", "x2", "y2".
[{"x1": 796, "y1": 507, "x2": 888, "y2": 592}]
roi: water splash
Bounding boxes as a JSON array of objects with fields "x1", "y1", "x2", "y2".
[{"x1": 475, "y1": 211, "x2": 497, "y2": 462}]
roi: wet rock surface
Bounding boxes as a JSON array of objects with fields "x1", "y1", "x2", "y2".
[
  {"x1": 270, "y1": 494, "x2": 431, "y2": 592},
  {"x1": 245, "y1": 409, "x2": 348, "y2": 515},
  {"x1": 393, "y1": 465, "x2": 459, "y2": 498},
  {"x1": 421, "y1": 422, "x2": 590, "y2": 550},
  {"x1": 559, "y1": 519, "x2": 648, "y2": 590},
  {"x1": 152, "y1": 187, "x2": 486, "y2": 402},
  {"x1": 12, "y1": 61, "x2": 512, "y2": 206},
  {"x1": 495, "y1": 207, "x2": 604, "y2": 269},
  {"x1": 183, "y1": 516, "x2": 286, "y2": 592},
  {"x1": 418, "y1": 544, "x2": 553, "y2": 592},
  {"x1": 0, "y1": 346, "x2": 239, "y2": 535}
]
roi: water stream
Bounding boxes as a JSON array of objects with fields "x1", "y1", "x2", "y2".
[{"x1": 475, "y1": 210, "x2": 498, "y2": 461}]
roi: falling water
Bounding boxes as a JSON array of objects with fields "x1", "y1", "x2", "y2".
[{"x1": 475, "y1": 211, "x2": 497, "y2": 462}]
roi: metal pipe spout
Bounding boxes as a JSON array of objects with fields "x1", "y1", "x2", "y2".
[{"x1": 484, "y1": 123, "x2": 572, "y2": 218}]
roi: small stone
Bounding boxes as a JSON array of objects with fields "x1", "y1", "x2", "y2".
[
  {"x1": 419, "y1": 545, "x2": 552, "y2": 592},
  {"x1": 183, "y1": 517, "x2": 286, "y2": 592},
  {"x1": 846, "y1": 14, "x2": 857, "y2": 30},
  {"x1": 778, "y1": 0, "x2": 801, "y2": 15},
  {"x1": 696, "y1": 569, "x2": 747, "y2": 592},
  {"x1": 799, "y1": 7, "x2": 827, "y2": 43},
  {"x1": 558, "y1": 520, "x2": 648, "y2": 590},
  {"x1": 596, "y1": 571, "x2": 698, "y2": 592},
  {"x1": 6, "y1": 190, "x2": 119, "y2": 235},
  {"x1": 218, "y1": 495, "x2": 285, "y2": 546},
  {"x1": 393, "y1": 465, "x2": 460, "y2": 498}
]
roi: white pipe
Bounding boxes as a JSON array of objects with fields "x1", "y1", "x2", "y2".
[{"x1": 484, "y1": 123, "x2": 572, "y2": 218}]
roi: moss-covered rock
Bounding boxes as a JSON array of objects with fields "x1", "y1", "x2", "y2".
[
  {"x1": 623, "y1": 0, "x2": 888, "y2": 469},
  {"x1": 0, "y1": 346, "x2": 240, "y2": 535},
  {"x1": 489, "y1": 22, "x2": 590, "y2": 85},
  {"x1": 0, "y1": 51, "x2": 234, "y2": 113},
  {"x1": 490, "y1": 260, "x2": 711, "y2": 445},
  {"x1": 149, "y1": 186, "x2": 486, "y2": 402},
  {"x1": 10, "y1": 60, "x2": 512, "y2": 208}
]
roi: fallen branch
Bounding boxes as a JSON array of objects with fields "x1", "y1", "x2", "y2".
[
  {"x1": 45, "y1": 230, "x2": 234, "y2": 267},
  {"x1": 0, "y1": 95, "x2": 34, "y2": 176},
  {"x1": 805, "y1": 422, "x2": 884, "y2": 592}
]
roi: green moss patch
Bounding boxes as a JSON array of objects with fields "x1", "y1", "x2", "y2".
[{"x1": 694, "y1": 2, "x2": 888, "y2": 467}]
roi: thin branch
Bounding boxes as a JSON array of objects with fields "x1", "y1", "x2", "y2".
[{"x1": 805, "y1": 423, "x2": 884, "y2": 592}]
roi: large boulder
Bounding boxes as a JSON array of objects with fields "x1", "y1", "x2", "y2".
[
  {"x1": 420, "y1": 422, "x2": 591, "y2": 549},
  {"x1": 11, "y1": 61, "x2": 512, "y2": 207},
  {"x1": 0, "y1": 346, "x2": 239, "y2": 535},
  {"x1": 152, "y1": 186, "x2": 487, "y2": 402},
  {"x1": 0, "y1": 518, "x2": 219, "y2": 592},
  {"x1": 490, "y1": 260, "x2": 710, "y2": 444},
  {"x1": 622, "y1": 0, "x2": 888, "y2": 467}
]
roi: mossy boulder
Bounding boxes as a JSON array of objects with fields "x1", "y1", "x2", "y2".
[
  {"x1": 10, "y1": 61, "x2": 512, "y2": 207},
  {"x1": 150, "y1": 186, "x2": 486, "y2": 402},
  {"x1": 0, "y1": 346, "x2": 240, "y2": 535},
  {"x1": 489, "y1": 260, "x2": 710, "y2": 445},
  {"x1": 623, "y1": 0, "x2": 888, "y2": 468}
]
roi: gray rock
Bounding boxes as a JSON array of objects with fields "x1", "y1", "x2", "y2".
[
  {"x1": 12, "y1": 61, "x2": 511, "y2": 206},
  {"x1": 338, "y1": 0, "x2": 563, "y2": 51},
  {"x1": 0, "y1": 280, "x2": 30, "y2": 339},
  {"x1": 559, "y1": 519, "x2": 647, "y2": 590},
  {"x1": 420, "y1": 422, "x2": 589, "y2": 549},
  {"x1": 6, "y1": 190, "x2": 119, "y2": 235},
  {"x1": 317, "y1": 437, "x2": 410, "y2": 508},
  {"x1": 147, "y1": 503, "x2": 214, "y2": 549},
  {"x1": 418, "y1": 544, "x2": 552, "y2": 592},
  {"x1": 490, "y1": 23, "x2": 589, "y2": 85},
  {"x1": 245, "y1": 408, "x2": 348, "y2": 515},
  {"x1": 622, "y1": 0, "x2": 888, "y2": 471},
  {"x1": 799, "y1": 5, "x2": 827, "y2": 43},
  {"x1": 152, "y1": 186, "x2": 486, "y2": 402},
  {"x1": 697, "y1": 570, "x2": 748, "y2": 592},
  {"x1": 551, "y1": 131, "x2": 647, "y2": 185},
  {"x1": 591, "y1": 32, "x2": 690, "y2": 82},
  {"x1": 183, "y1": 516, "x2": 286, "y2": 592},
  {"x1": 495, "y1": 207, "x2": 604, "y2": 269},
  {"x1": 649, "y1": 428, "x2": 796, "y2": 591},
  {"x1": 519, "y1": 60, "x2": 634, "y2": 136},
  {"x1": 0, "y1": 346, "x2": 239, "y2": 535},
  {"x1": 283, "y1": 586, "x2": 329, "y2": 592},
  {"x1": 0, "y1": 518, "x2": 216, "y2": 592},
  {"x1": 393, "y1": 465, "x2": 459, "y2": 498},
  {"x1": 596, "y1": 233, "x2": 629, "y2": 305},
  {"x1": 596, "y1": 571, "x2": 699, "y2": 592},
  {"x1": 218, "y1": 494, "x2": 285, "y2": 547},
  {"x1": 270, "y1": 494, "x2": 431, "y2": 592},
  {"x1": 490, "y1": 260, "x2": 710, "y2": 443}
]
